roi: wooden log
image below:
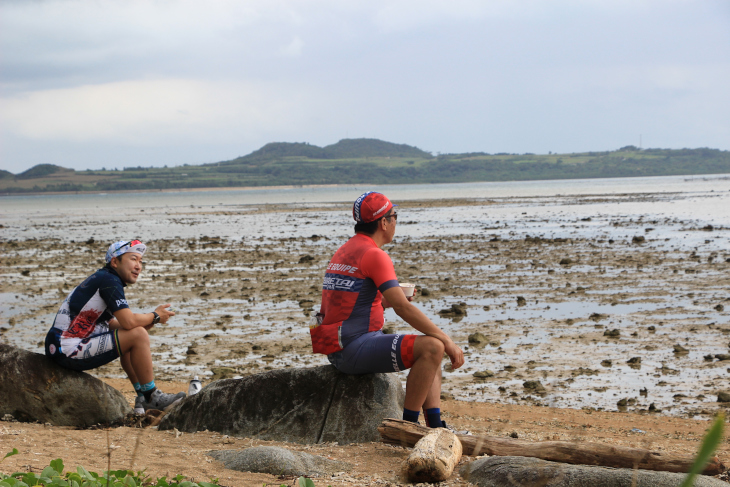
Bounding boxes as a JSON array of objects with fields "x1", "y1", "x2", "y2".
[
  {"x1": 404, "y1": 428, "x2": 463, "y2": 483},
  {"x1": 378, "y1": 418, "x2": 725, "y2": 476}
]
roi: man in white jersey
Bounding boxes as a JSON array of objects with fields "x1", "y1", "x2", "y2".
[{"x1": 45, "y1": 240, "x2": 185, "y2": 412}]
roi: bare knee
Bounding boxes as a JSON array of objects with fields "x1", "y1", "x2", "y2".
[
  {"x1": 415, "y1": 336, "x2": 444, "y2": 363},
  {"x1": 118, "y1": 327, "x2": 150, "y2": 351},
  {"x1": 130, "y1": 326, "x2": 149, "y2": 342}
]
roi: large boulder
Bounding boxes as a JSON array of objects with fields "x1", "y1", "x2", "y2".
[
  {"x1": 160, "y1": 365, "x2": 404, "y2": 444},
  {"x1": 0, "y1": 344, "x2": 132, "y2": 426},
  {"x1": 461, "y1": 456, "x2": 728, "y2": 487},
  {"x1": 208, "y1": 446, "x2": 352, "y2": 477}
]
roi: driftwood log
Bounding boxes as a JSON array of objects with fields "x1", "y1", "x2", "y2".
[
  {"x1": 378, "y1": 418, "x2": 725, "y2": 476},
  {"x1": 405, "y1": 428, "x2": 463, "y2": 482}
]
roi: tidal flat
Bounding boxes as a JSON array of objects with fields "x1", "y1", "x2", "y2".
[{"x1": 2, "y1": 186, "x2": 730, "y2": 419}]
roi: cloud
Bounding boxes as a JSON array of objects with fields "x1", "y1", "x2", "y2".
[
  {"x1": 0, "y1": 78, "x2": 309, "y2": 145},
  {"x1": 1, "y1": 0, "x2": 729, "y2": 172},
  {"x1": 280, "y1": 36, "x2": 305, "y2": 57}
]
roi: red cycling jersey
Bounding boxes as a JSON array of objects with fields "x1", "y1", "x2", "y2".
[{"x1": 311, "y1": 233, "x2": 400, "y2": 355}]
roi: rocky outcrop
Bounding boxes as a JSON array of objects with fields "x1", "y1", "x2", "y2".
[
  {"x1": 208, "y1": 446, "x2": 351, "y2": 477},
  {"x1": 0, "y1": 344, "x2": 132, "y2": 426},
  {"x1": 160, "y1": 365, "x2": 404, "y2": 444},
  {"x1": 460, "y1": 456, "x2": 728, "y2": 487}
]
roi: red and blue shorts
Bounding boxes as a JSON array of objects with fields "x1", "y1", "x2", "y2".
[{"x1": 327, "y1": 330, "x2": 417, "y2": 374}]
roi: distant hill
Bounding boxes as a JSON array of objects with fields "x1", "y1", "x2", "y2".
[
  {"x1": 234, "y1": 142, "x2": 328, "y2": 163},
  {"x1": 322, "y1": 138, "x2": 433, "y2": 159},
  {"x1": 2, "y1": 144, "x2": 729, "y2": 194},
  {"x1": 0, "y1": 169, "x2": 14, "y2": 179},
  {"x1": 227, "y1": 138, "x2": 432, "y2": 164},
  {"x1": 17, "y1": 164, "x2": 73, "y2": 179}
]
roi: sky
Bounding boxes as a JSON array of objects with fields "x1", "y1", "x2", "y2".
[{"x1": 1, "y1": 0, "x2": 729, "y2": 173}]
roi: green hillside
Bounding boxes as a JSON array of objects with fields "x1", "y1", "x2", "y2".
[
  {"x1": 17, "y1": 164, "x2": 70, "y2": 179},
  {"x1": 322, "y1": 138, "x2": 433, "y2": 159},
  {"x1": 225, "y1": 138, "x2": 433, "y2": 164},
  {"x1": 1, "y1": 140, "x2": 729, "y2": 194}
]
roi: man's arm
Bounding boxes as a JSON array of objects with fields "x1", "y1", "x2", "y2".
[
  {"x1": 111, "y1": 304, "x2": 175, "y2": 330},
  {"x1": 381, "y1": 287, "x2": 464, "y2": 369}
]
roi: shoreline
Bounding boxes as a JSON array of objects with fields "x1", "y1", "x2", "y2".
[
  {"x1": 3, "y1": 172, "x2": 730, "y2": 199},
  {"x1": 0, "y1": 182, "x2": 345, "y2": 198}
]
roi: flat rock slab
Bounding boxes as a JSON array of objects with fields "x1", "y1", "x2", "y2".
[
  {"x1": 208, "y1": 446, "x2": 352, "y2": 477},
  {"x1": 159, "y1": 365, "x2": 404, "y2": 444},
  {"x1": 461, "y1": 456, "x2": 728, "y2": 487},
  {"x1": 0, "y1": 344, "x2": 132, "y2": 426}
]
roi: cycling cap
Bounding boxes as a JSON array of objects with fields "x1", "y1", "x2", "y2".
[
  {"x1": 105, "y1": 240, "x2": 146, "y2": 263},
  {"x1": 353, "y1": 192, "x2": 397, "y2": 223}
]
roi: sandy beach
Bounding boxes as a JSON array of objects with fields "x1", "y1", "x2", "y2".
[{"x1": 2, "y1": 185, "x2": 730, "y2": 485}]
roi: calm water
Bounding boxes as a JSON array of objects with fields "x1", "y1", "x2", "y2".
[
  {"x1": 3, "y1": 174, "x2": 730, "y2": 249},
  {"x1": 2, "y1": 174, "x2": 730, "y2": 218}
]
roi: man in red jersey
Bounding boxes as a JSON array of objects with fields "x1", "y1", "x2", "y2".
[{"x1": 311, "y1": 191, "x2": 464, "y2": 428}]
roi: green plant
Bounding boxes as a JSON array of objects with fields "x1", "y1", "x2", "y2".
[
  {"x1": 2, "y1": 450, "x2": 18, "y2": 463},
  {"x1": 0, "y1": 455, "x2": 220, "y2": 487},
  {"x1": 680, "y1": 412, "x2": 725, "y2": 487}
]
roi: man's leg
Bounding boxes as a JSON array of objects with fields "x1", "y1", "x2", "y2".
[
  {"x1": 119, "y1": 351, "x2": 138, "y2": 383},
  {"x1": 118, "y1": 350, "x2": 144, "y2": 400},
  {"x1": 328, "y1": 331, "x2": 444, "y2": 426},
  {"x1": 404, "y1": 336, "x2": 444, "y2": 412},
  {"x1": 117, "y1": 327, "x2": 186, "y2": 410},
  {"x1": 116, "y1": 327, "x2": 153, "y2": 385}
]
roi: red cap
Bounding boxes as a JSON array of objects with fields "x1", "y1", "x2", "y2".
[{"x1": 353, "y1": 192, "x2": 396, "y2": 223}]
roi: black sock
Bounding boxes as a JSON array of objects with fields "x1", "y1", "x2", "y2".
[
  {"x1": 402, "y1": 408, "x2": 420, "y2": 423},
  {"x1": 424, "y1": 407, "x2": 441, "y2": 428},
  {"x1": 142, "y1": 387, "x2": 157, "y2": 401}
]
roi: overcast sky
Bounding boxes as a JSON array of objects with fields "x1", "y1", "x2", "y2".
[{"x1": 1, "y1": 0, "x2": 728, "y2": 173}]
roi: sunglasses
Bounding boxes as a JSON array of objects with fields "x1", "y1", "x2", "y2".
[
  {"x1": 385, "y1": 211, "x2": 398, "y2": 221},
  {"x1": 116, "y1": 239, "x2": 142, "y2": 251}
]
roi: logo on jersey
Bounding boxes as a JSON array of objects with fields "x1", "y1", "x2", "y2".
[
  {"x1": 323, "y1": 273, "x2": 363, "y2": 292},
  {"x1": 326, "y1": 263, "x2": 358, "y2": 274}
]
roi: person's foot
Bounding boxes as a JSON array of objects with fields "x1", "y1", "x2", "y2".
[
  {"x1": 133, "y1": 395, "x2": 145, "y2": 414},
  {"x1": 141, "y1": 389, "x2": 186, "y2": 411},
  {"x1": 441, "y1": 421, "x2": 470, "y2": 435}
]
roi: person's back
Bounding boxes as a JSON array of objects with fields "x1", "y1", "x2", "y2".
[{"x1": 314, "y1": 232, "x2": 396, "y2": 354}]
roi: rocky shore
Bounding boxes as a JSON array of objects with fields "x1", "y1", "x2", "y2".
[
  {"x1": 2, "y1": 195, "x2": 729, "y2": 417},
  {"x1": 2, "y1": 191, "x2": 730, "y2": 484}
]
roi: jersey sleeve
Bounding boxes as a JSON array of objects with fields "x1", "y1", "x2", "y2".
[
  {"x1": 97, "y1": 274, "x2": 130, "y2": 313},
  {"x1": 360, "y1": 247, "x2": 399, "y2": 292}
]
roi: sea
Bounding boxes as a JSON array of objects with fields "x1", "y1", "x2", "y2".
[{"x1": 3, "y1": 174, "x2": 730, "y2": 246}]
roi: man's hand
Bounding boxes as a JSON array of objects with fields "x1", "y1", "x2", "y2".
[
  {"x1": 444, "y1": 340, "x2": 464, "y2": 370},
  {"x1": 155, "y1": 303, "x2": 175, "y2": 324}
]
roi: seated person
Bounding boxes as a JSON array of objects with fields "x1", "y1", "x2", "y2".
[
  {"x1": 311, "y1": 192, "x2": 465, "y2": 429},
  {"x1": 45, "y1": 240, "x2": 185, "y2": 412}
]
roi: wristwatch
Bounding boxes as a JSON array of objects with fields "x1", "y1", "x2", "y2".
[{"x1": 151, "y1": 311, "x2": 160, "y2": 325}]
